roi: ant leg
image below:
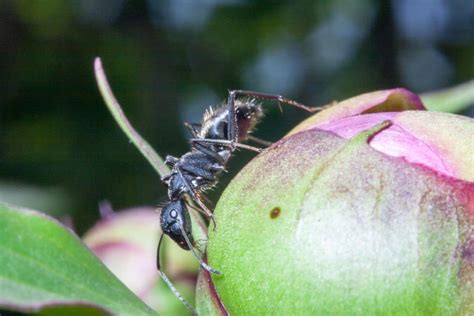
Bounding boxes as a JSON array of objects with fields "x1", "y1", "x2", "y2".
[
  {"x1": 225, "y1": 90, "x2": 268, "y2": 148},
  {"x1": 192, "y1": 141, "x2": 226, "y2": 164},
  {"x1": 198, "y1": 194, "x2": 215, "y2": 208},
  {"x1": 161, "y1": 156, "x2": 178, "y2": 183},
  {"x1": 183, "y1": 199, "x2": 214, "y2": 220},
  {"x1": 230, "y1": 89, "x2": 333, "y2": 113},
  {"x1": 226, "y1": 90, "x2": 238, "y2": 143},
  {"x1": 193, "y1": 237, "x2": 209, "y2": 252},
  {"x1": 175, "y1": 167, "x2": 216, "y2": 228},
  {"x1": 187, "y1": 194, "x2": 215, "y2": 210},
  {"x1": 193, "y1": 196, "x2": 216, "y2": 229},
  {"x1": 164, "y1": 155, "x2": 179, "y2": 168},
  {"x1": 191, "y1": 138, "x2": 262, "y2": 153},
  {"x1": 156, "y1": 234, "x2": 197, "y2": 316},
  {"x1": 247, "y1": 135, "x2": 273, "y2": 147},
  {"x1": 179, "y1": 224, "x2": 221, "y2": 275},
  {"x1": 184, "y1": 121, "x2": 201, "y2": 137}
]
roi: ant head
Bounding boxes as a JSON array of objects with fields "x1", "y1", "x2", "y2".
[{"x1": 160, "y1": 199, "x2": 194, "y2": 250}]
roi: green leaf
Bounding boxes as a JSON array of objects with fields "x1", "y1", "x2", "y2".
[{"x1": 0, "y1": 202, "x2": 157, "y2": 316}]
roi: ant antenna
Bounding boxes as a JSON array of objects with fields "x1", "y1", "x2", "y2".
[
  {"x1": 179, "y1": 224, "x2": 221, "y2": 275},
  {"x1": 156, "y1": 234, "x2": 198, "y2": 316}
]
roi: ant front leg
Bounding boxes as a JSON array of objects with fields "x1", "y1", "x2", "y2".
[
  {"x1": 229, "y1": 89, "x2": 333, "y2": 113},
  {"x1": 175, "y1": 167, "x2": 217, "y2": 229},
  {"x1": 178, "y1": 225, "x2": 221, "y2": 275}
]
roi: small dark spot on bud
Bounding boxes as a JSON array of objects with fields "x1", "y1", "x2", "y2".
[{"x1": 270, "y1": 207, "x2": 281, "y2": 219}]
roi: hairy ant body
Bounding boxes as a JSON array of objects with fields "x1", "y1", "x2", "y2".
[{"x1": 157, "y1": 90, "x2": 327, "y2": 314}]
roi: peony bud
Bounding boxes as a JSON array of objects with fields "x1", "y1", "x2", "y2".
[{"x1": 197, "y1": 88, "x2": 474, "y2": 315}]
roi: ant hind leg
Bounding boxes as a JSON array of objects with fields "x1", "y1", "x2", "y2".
[
  {"x1": 191, "y1": 138, "x2": 262, "y2": 153},
  {"x1": 247, "y1": 135, "x2": 273, "y2": 147},
  {"x1": 230, "y1": 89, "x2": 335, "y2": 113}
]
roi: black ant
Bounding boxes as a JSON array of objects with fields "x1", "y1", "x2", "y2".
[{"x1": 157, "y1": 90, "x2": 327, "y2": 314}]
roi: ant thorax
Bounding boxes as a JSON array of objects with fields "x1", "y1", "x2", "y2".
[{"x1": 198, "y1": 104, "x2": 229, "y2": 140}]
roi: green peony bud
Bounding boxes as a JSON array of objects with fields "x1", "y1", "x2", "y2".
[{"x1": 197, "y1": 88, "x2": 474, "y2": 315}]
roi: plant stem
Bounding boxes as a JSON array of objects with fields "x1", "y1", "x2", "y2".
[
  {"x1": 94, "y1": 57, "x2": 170, "y2": 178},
  {"x1": 94, "y1": 57, "x2": 208, "y2": 236}
]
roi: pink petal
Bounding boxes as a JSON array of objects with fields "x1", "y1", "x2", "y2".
[
  {"x1": 315, "y1": 112, "x2": 458, "y2": 179},
  {"x1": 289, "y1": 88, "x2": 425, "y2": 135}
]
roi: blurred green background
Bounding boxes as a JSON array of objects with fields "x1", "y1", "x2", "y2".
[{"x1": 0, "y1": 0, "x2": 473, "y2": 233}]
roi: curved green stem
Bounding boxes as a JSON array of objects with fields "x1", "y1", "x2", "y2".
[
  {"x1": 94, "y1": 57, "x2": 170, "y2": 177},
  {"x1": 94, "y1": 57, "x2": 208, "y2": 237}
]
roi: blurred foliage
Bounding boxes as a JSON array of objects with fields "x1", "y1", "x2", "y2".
[
  {"x1": 0, "y1": 202, "x2": 156, "y2": 316},
  {"x1": 0, "y1": 0, "x2": 473, "y2": 235},
  {"x1": 422, "y1": 79, "x2": 474, "y2": 113}
]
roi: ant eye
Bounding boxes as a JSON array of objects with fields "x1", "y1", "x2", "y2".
[{"x1": 170, "y1": 209, "x2": 178, "y2": 219}]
